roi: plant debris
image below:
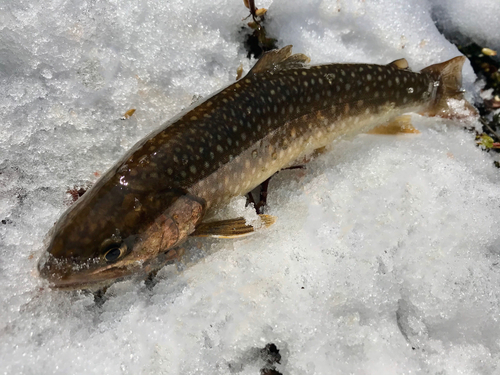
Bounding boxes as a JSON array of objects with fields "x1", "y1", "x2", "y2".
[
  {"x1": 121, "y1": 108, "x2": 136, "y2": 120},
  {"x1": 457, "y1": 43, "x2": 500, "y2": 162},
  {"x1": 459, "y1": 44, "x2": 500, "y2": 110},
  {"x1": 241, "y1": 0, "x2": 277, "y2": 59},
  {"x1": 476, "y1": 133, "x2": 500, "y2": 149},
  {"x1": 66, "y1": 185, "x2": 89, "y2": 204},
  {"x1": 259, "y1": 343, "x2": 283, "y2": 375}
]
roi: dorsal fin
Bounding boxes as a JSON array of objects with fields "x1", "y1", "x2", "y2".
[
  {"x1": 388, "y1": 58, "x2": 409, "y2": 70},
  {"x1": 248, "y1": 45, "x2": 311, "y2": 75}
]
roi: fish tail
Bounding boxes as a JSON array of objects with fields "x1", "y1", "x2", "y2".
[{"x1": 421, "y1": 56, "x2": 477, "y2": 118}]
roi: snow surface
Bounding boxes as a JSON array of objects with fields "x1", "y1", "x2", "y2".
[
  {"x1": 430, "y1": 0, "x2": 500, "y2": 52},
  {"x1": 1, "y1": 0, "x2": 500, "y2": 374}
]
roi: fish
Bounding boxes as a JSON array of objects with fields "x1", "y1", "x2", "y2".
[{"x1": 38, "y1": 46, "x2": 475, "y2": 289}]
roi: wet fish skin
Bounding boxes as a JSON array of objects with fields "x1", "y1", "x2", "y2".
[{"x1": 38, "y1": 46, "x2": 472, "y2": 289}]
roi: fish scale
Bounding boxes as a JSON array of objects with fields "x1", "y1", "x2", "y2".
[
  {"x1": 38, "y1": 46, "x2": 474, "y2": 289},
  {"x1": 126, "y1": 64, "x2": 429, "y2": 195}
]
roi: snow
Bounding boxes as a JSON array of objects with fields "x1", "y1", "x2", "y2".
[
  {"x1": 1, "y1": 0, "x2": 500, "y2": 374},
  {"x1": 430, "y1": 0, "x2": 500, "y2": 52}
]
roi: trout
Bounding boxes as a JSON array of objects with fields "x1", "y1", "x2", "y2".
[{"x1": 38, "y1": 46, "x2": 474, "y2": 289}]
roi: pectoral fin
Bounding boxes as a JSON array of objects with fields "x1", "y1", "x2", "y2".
[
  {"x1": 367, "y1": 115, "x2": 420, "y2": 135},
  {"x1": 191, "y1": 214, "x2": 276, "y2": 238}
]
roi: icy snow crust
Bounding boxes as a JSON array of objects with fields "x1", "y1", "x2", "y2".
[
  {"x1": 1, "y1": 0, "x2": 500, "y2": 373},
  {"x1": 429, "y1": 0, "x2": 500, "y2": 52}
]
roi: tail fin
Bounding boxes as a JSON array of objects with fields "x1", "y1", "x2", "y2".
[{"x1": 420, "y1": 56, "x2": 477, "y2": 118}]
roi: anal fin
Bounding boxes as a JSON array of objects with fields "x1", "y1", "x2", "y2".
[
  {"x1": 367, "y1": 115, "x2": 420, "y2": 135},
  {"x1": 191, "y1": 214, "x2": 276, "y2": 238}
]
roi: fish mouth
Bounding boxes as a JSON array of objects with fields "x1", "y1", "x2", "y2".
[
  {"x1": 37, "y1": 251, "x2": 173, "y2": 290},
  {"x1": 40, "y1": 273, "x2": 120, "y2": 291},
  {"x1": 39, "y1": 264, "x2": 139, "y2": 290},
  {"x1": 38, "y1": 255, "x2": 147, "y2": 290}
]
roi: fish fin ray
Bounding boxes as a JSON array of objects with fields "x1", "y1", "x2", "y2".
[
  {"x1": 388, "y1": 58, "x2": 409, "y2": 70},
  {"x1": 248, "y1": 45, "x2": 311, "y2": 76},
  {"x1": 367, "y1": 115, "x2": 420, "y2": 135},
  {"x1": 191, "y1": 214, "x2": 276, "y2": 238}
]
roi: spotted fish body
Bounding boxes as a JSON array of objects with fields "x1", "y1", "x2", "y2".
[{"x1": 38, "y1": 46, "x2": 471, "y2": 289}]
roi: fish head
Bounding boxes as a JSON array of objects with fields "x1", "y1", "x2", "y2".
[{"x1": 38, "y1": 176, "x2": 205, "y2": 290}]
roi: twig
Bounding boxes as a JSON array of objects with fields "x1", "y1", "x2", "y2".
[{"x1": 481, "y1": 118, "x2": 500, "y2": 141}]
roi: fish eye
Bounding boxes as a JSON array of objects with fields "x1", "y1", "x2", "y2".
[
  {"x1": 101, "y1": 241, "x2": 128, "y2": 263},
  {"x1": 104, "y1": 246, "x2": 122, "y2": 262}
]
